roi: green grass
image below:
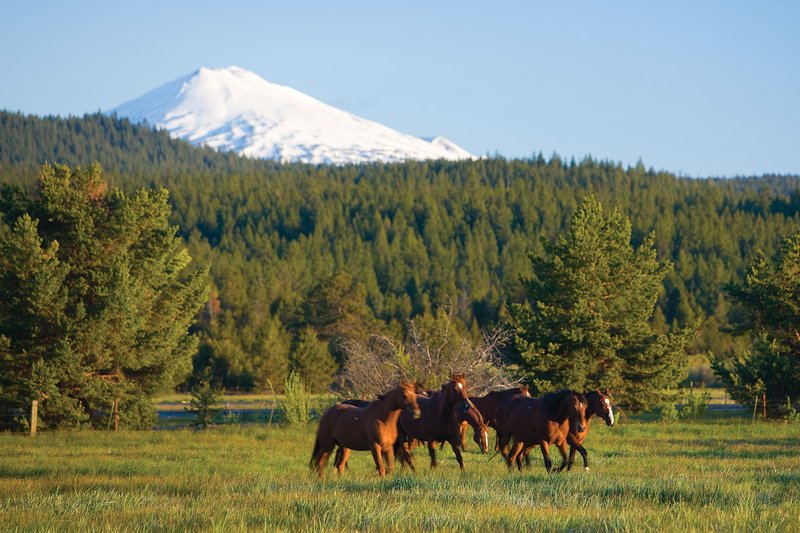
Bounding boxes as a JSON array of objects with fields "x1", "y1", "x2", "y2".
[
  {"x1": 155, "y1": 393, "x2": 337, "y2": 412},
  {"x1": 1, "y1": 418, "x2": 798, "y2": 531}
]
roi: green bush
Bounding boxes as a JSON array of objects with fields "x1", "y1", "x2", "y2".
[
  {"x1": 784, "y1": 397, "x2": 800, "y2": 423},
  {"x1": 659, "y1": 402, "x2": 679, "y2": 423},
  {"x1": 283, "y1": 372, "x2": 310, "y2": 425},
  {"x1": 679, "y1": 388, "x2": 711, "y2": 420}
]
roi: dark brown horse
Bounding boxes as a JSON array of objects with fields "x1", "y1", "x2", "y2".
[
  {"x1": 565, "y1": 389, "x2": 615, "y2": 471},
  {"x1": 468, "y1": 385, "x2": 531, "y2": 450},
  {"x1": 396, "y1": 374, "x2": 474, "y2": 470},
  {"x1": 469, "y1": 385, "x2": 531, "y2": 431},
  {"x1": 310, "y1": 381, "x2": 421, "y2": 477},
  {"x1": 495, "y1": 390, "x2": 587, "y2": 473}
]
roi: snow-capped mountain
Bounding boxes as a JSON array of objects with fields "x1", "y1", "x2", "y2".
[{"x1": 110, "y1": 66, "x2": 473, "y2": 164}]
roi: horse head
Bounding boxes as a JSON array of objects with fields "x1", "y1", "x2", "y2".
[
  {"x1": 399, "y1": 380, "x2": 422, "y2": 419},
  {"x1": 473, "y1": 419, "x2": 490, "y2": 454},
  {"x1": 518, "y1": 384, "x2": 531, "y2": 397},
  {"x1": 593, "y1": 388, "x2": 615, "y2": 426},
  {"x1": 562, "y1": 391, "x2": 588, "y2": 434},
  {"x1": 444, "y1": 374, "x2": 471, "y2": 414}
]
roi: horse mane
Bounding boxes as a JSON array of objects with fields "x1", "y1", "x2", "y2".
[
  {"x1": 540, "y1": 389, "x2": 576, "y2": 414},
  {"x1": 375, "y1": 381, "x2": 412, "y2": 403}
]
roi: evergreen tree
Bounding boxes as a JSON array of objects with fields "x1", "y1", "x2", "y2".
[
  {"x1": 186, "y1": 368, "x2": 222, "y2": 429},
  {"x1": 300, "y1": 272, "x2": 386, "y2": 360},
  {"x1": 713, "y1": 233, "x2": 800, "y2": 416},
  {"x1": 290, "y1": 327, "x2": 337, "y2": 393},
  {"x1": 0, "y1": 163, "x2": 208, "y2": 429},
  {"x1": 510, "y1": 196, "x2": 695, "y2": 411}
]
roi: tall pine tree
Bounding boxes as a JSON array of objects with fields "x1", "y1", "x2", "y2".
[
  {"x1": 0, "y1": 163, "x2": 208, "y2": 429},
  {"x1": 713, "y1": 232, "x2": 800, "y2": 416},
  {"x1": 510, "y1": 196, "x2": 695, "y2": 411}
]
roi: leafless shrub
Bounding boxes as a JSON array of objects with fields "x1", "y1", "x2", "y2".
[{"x1": 339, "y1": 308, "x2": 517, "y2": 397}]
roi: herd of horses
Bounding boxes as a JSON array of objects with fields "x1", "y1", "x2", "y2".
[{"x1": 309, "y1": 375, "x2": 615, "y2": 477}]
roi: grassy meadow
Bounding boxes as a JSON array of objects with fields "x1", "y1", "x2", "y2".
[{"x1": 1, "y1": 415, "x2": 799, "y2": 531}]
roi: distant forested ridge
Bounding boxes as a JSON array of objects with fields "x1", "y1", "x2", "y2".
[{"x1": 2, "y1": 111, "x2": 799, "y2": 390}]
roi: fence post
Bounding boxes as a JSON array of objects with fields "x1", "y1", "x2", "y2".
[
  {"x1": 762, "y1": 393, "x2": 767, "y2": 419},
  {"x1": 752, "y1": 395, "x2": 759, "y2": 424},
  {"x1": 114, "y1": 399, "x2": 119, "y2": 432},
  {"x1": 30, "y1": 400, "x2": 38, "y2": 436}
]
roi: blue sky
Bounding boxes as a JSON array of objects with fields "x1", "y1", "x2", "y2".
[{"x1": 2, "y1": 1, "x2": 798, "y2": 177}]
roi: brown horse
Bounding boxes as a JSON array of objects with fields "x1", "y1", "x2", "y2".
[
  {"x1": 310, "y1": 381, "x2": 421, "y2": 477},
  {"x1": 565, "y1": 389, "x2": 615, "y2": 471},
  {"x1": 396, "y1": 374, "x2": 474, "y2": 470},
  {"x1": 454, "y1": 404, "x2": 489, "y2": 453},
  {"x1": 468, "y1": 385, "x2": 531, "y2": 449},
  {"x1": 495, "y1": 390, "x2": 587, "y2": 473}
]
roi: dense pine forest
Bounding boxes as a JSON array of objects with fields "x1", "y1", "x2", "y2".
[{"x1": 3, "y1": 111, "x2": 799, "y2": 392}]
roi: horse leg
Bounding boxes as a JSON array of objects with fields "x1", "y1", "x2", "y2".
[
  {"x1": 405, "y1": 440, "x2": 417, "y2": 472},
  {"x1": 507, "y1": 439, "x2": 524, "y2": 471},
  {"x1": 315, "y1": 449, "x2": 331, "y2": 477},
  {"x1": 555, "y1": 441, "x2": 569, "y2": 472},
  {"x1": 371, "y1": 443, "x2": 386, "y2": 477},
  {"x1": 539, "y1": 442, "x2": 553, "y2": 473},
  {"x1": 460, "y1": 422, "x2": 468, "y2": 451},
  {"x1": 516, "y1": 445, "x2": 530, "y2": 470},
  {"x1": 427, "y1": 441, "x2": 438, "y2": 468},
  {"x1": 497, "y1": 432, "x2": 512, "y2": 463},
  {"x1": 450, "y1": 438, "x2": 465, "y2": 471},
  {"x1": 336, "y1": 447, "x2": 350, "y2": 475},
  {"x1": 567, "y1": 445, "x2": 577, "y2": 471},
  {"x1": 394, "y1": 430, "x2": 414, "y2": 472},
  {"x1": 573, "y1": 442, "x2": 589, "y2": 471},
  {"x1": 384, "y1": 446, "x2": 396, "y2": 474},
  {"x1": 398, "y1": 437, "x2": 417, "y2": 472},
  {"x1": 311, "y1": 438, "x2": 335, "y2": 477},
  {"x1": 333, "y1": 446, "x2": 343, "y2": 470}
]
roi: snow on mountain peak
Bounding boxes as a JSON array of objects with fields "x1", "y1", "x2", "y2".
[{"x1": 110, "y1": 66, "x2": 474, "y2": 165}]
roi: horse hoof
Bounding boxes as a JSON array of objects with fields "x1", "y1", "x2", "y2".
[{"x1": 584, "y1": 467, "x2": 590, "y2": 472}]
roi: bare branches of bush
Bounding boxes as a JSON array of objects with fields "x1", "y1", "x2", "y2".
[{"x1": 339, "y1": 308, "x2": 516, "y2": 397}]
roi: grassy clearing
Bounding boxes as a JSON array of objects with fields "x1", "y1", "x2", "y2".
[{"x1": 1, "y1": 417, "x2": 798, "y2": 531}]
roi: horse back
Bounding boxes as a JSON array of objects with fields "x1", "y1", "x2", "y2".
[
  {"x1": 473, "y1": 389, "x2": 521, "y2": 428},
  {"x1": 499, "y1": 396, "x2": 561, "y2": 444},
  {"x1": 400, "y1": 392, "x2": 457, "y2": 442}
]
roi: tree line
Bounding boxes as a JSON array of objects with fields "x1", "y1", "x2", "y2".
[{"x1": 1, "y1": 112, "x2": 799, "y2": 423}]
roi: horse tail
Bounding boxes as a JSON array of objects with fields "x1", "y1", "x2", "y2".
[{"x1": 309, "y1": 435, "x2": 322, "y2": 470}]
